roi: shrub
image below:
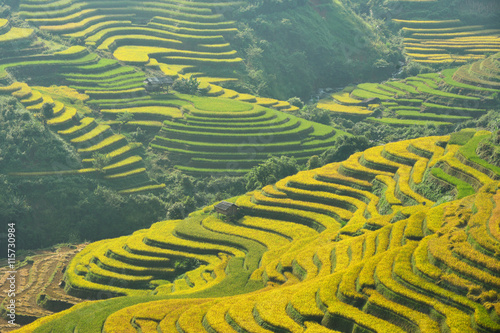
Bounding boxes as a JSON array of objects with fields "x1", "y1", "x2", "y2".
[
  {"x1": 92, "y1": 153, "x2": 112, "y2": 173},
  {"x1": 172, "y1": 77, "x2": 200, "y2": 95},
  {"x1": 320, "y1": 135, "x2": 372, "y2": 166},
  {"x1": 245, "y1": 155, "x2": 299, "y2": 190}
]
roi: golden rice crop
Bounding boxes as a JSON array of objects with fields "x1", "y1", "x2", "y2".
[
  {"x1": 289, "y1": 280, "x2": 323, "y2": 318},
  {"x1": 47, "y1": 106, "x2": 77, "y2": 125},
  {"x1": 489, "y1": 192, "x2": 500, "y2": 242},
  {"x1": 203, "y1": 215, "x2": 289, "y2": 250},
  {"x1": 78, "y1": 134, "x2": 126, "y2": 154},
  {"x1": 158, "y1": 301, "x2": 208, "y2": 332},
  {"x1": 315, "y1": 162, "x2": 373, "y2": 189},
  {"x1": 404, "y1": 211, "x2": 426, "y2": 240},
  {"x1": 0, "y1": 27, "x2": 34, "y2": 42},
  {"x1": 254, "y1": 289, "x2": 303, "y2": 333},
  {"x1": 364, "y1": 288, "x2": 441, "y2": 332},
  {"x1": 376, "y1": 175, "x2": 402, "y2": 206},
  {"x1": 176, "y1": 300, "x2": 218, "y2": 332},
  {"x1": 317, "y1": 102, "x2": 372, "y2": 115},
  {"x1": 41, "y1": 15, "x2": 108, "y2": 32},
  {"x1": 204, "y1": 297, "x2": 239, "y2": 332},
  {"x1": 358, "y1": 254, "x2": 384, "y2": 289},
  {"x1": 227, "y1": 295, "x2": 272, "y2": 333}
]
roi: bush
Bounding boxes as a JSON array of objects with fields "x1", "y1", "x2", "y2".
[
  {"x1": 41, "y1": 102, "x2": 55, "y2": 119},
  {"x1": 306, "y1": 155, "x2": 320, "y2": 170},
  {"x1": 298, "y1": 105, "x2": 330, "y2": 125},
  {"x1": 287, "y1": 96, "x2": 304, "y2": 108},
  {"x1": 172, "y1": 77, "x2": 200, "y2": 95},
  {"x1": 167, "y1": 201, "x2": 186, "y2": 219},
  {"x1": 320, "y1": 135, "x2": 372, "y2": 165},
  {"x1": 245, "y1": 155, "x2": 299, "y2": 190}
]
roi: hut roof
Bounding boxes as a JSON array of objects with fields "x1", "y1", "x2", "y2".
[
  {"x1": 144, "y1": 77, "x2": 174, "y2": 85},
  {"x1": 214, "y1": 201, "x2": 238, "y2": 211}
]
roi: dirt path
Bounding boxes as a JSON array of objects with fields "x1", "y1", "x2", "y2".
[{"x1": 0, "y1": 244, "x2": 87, "y2": 332}]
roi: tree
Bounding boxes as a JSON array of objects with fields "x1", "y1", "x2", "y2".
[
  {"x1": 92, "y1": 153, "x2": 112, "y2": 173},
  {"x1": 245, "y1": 156, "x2": 299, "y2": 190},
  {"x1": 117, "y1": 111, "x2": 134, "y2": 124},
  {"x1": 287, "y1": 96, "x2": 304, "y2": 108},
  {"x1": 306, "y1": 155, "x2": 321, "y2": 170},
  {"x1": 167, "y1": 201, "x2": 186, "y2": 219},
  {"x1": 41, "y1": 102, "x2": 55, "y2": 120},
  {"x1": 320, "y1": 135, "x2": 372, "y2": 165},
  {"x1": 172, "y1": 77, "x2": 200, "y2": 95},
  {"x1": 116, "y1": 112, "x2": 134, "y2": 133}
]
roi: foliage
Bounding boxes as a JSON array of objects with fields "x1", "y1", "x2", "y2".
[
  {"x1": 287, "y1": 96, "x2": 303, "y2": 108},
  {"x1": 297, "y1": 105, "x2": 331, "y2": 125},
  {"x1": 319, "y1": 135, "x2": 372, "y2": 165},
  {"x1": 306, "y1": 155, "x2": 320, "y2": 170},
  {"x1": 230, "y1": 1, "x2": 399, "y2": 100},
  {"x1": 172, "y1": 77, "x2": 200, "y2": 95},
  {"x1": 0, "y1": 96, "x2": 80, "y2": 173},
  {"x1": 41, "y1": 102, "x2": 55, "y2": 119},
  {"x1": 245, "y1": 155, "x2": 299, "y2": 190},
  {"x1": 91, "y1": 153, "x2": 111, "y2": 173},
  {"x1": 116, "y1": 111, "x2": 134, "y2": 124}
]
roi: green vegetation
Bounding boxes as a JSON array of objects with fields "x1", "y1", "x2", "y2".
[
  {"x1": 14, "y1": 130, "x2": 500, "y2": 333},
  {"x1": 0, "y1": 1, "x2": 499, "y2": 331},
  {"x1": 430, "y1": 167, "x2": 475, "y2": 199}
]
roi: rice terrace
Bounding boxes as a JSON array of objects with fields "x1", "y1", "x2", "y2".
[{"x1": 0, "y1": 0, "x2": 499, "y2": 332}]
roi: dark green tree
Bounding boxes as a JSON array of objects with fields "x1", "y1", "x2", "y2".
[
  {"x1": 320, "y1": 135, "x2": 372, "y2": 165},
  {"x1": 245, "y1": 155, "x2": 299, "y2": 190},
  {"x1": 41, "y1": 102, "x2": 55, "y2": 119},
  {"x1": 172, "y1": 77, "x2": 200, "y2": 95},
  {"x1": 92, "y1": 153, "x2": 112, "y2": 173}
]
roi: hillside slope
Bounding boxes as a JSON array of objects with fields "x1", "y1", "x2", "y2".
[
  {"x1": 318, "y1": 52, "x2": 500, "y2": 127},
  {"x1": 11, "y1": 129, "x2": 500, "y2": 332}
]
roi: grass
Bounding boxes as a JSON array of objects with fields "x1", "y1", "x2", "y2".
[
  {"x1": 0, "y1": 27, "x2": 34, "y2": 42},
  {"x1": 367, "y1": 117, "x2": 452, "y2": 127},
  {"x1": 442, "y1": 68, "x2": 500, "y2": 92},
  {"x1": 459, "y1": 133, "x2": 500, "y2": 176},
  {"x1": 406, "y1": 80, "x2": 480, "y2": 100},
  {"x1": 449, "y1": 129, "x2": 476, "y2": 145},
  {"x1": 431, "y1": 167, "x2": 475, "y2": 199},
  {"x1": 395, "y1": 110, "x2": 471, "y2": 122},
  {"x1": 101, "y1": 106, "x2": 183, "y2": 120}
]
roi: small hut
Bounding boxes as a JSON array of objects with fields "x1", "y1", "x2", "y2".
[
  {"x1": 214, "y1": 201, "x2": 239, "y2": 217},
  {"x1": 144, "y1": 76, "x2": 174, "y2": 93}
]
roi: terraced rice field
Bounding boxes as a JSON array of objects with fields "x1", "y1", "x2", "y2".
[
  {"x1": 0, "y1": 17, "x2": 323, "y2": 182},
  {"x1": 390, "y1": 1, "x2": 500, "y2": 64},
  {"x1": 318, "y1": 53, "x2": 500, "y2": 126},
  {"x1": 0, "y1": 245, "x2": 86, "y2": 332},
  {"x1": 17, "y1": 0, "x2": 242, "y2": 83},
  {"x1": 0, "y1": 81, "x2": 164, "y2": 194},
  {"x1": 11, "y1": 0, "x2": 300, "y2": 112},
  {"x1": 148, "y1": 96, "x2": 344, "y2": 175},
  {"x1": 13, "y1": 129, "x2": 500, "y2": 332}
]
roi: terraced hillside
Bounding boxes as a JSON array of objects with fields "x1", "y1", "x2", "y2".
[
  {"x1": 0, "y1": 245, "x2": 86, "y2": 332},
  {"x1": 16, "y1": 0, "x2": 243, "y2": 83},
  {"x1": 0, "y1": 18, "x2": 313, "y2": 182},
  {"x1": 148, "y1": 95, "x2": 344, "y2": 176},
  {"x1": 0, "y1": 80, "x2": 165, "y2": 194},
  {"x1": 13, "y1": 129, "x2": 500, "y2": 332},
  {"x1": 387, "y1": 0, "x2": 500, "y2": 65},
  {"x1": 318, "y1": 52, "x2": 500, "y2": 127}
]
